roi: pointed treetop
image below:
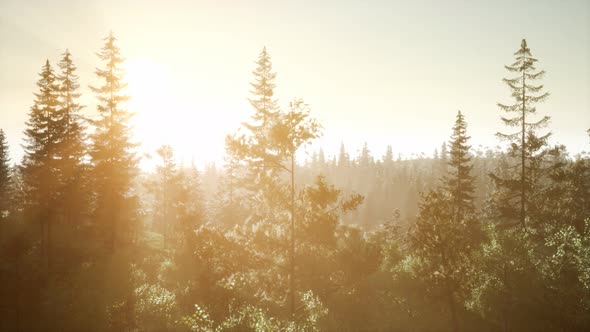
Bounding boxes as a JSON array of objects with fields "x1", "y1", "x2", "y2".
[{"x1": 521, "y1": 38, "x2": 527, "y2": 49}]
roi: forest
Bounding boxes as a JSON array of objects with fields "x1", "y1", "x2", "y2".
[{"x1": 0, "y1": 33, "x2": 589, "y2": 332}]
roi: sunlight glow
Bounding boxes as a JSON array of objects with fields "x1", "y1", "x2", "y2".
[{"x1": 124, "y1": 58, "x2": 228, "y2": 170}]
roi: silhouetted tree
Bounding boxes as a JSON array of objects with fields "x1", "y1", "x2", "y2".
[
  {"x1": 228, "y1": 97, "x2": 321, "y2": 318},
  {"x1": 213, "y1": 153, "x2": 245, "y2": 228},
  {"x1": 358, "y1": 142, "x2": 372, "y2": 168},
  {"x1": 226, "y1": 46, "x2": 281, "y2": 214},
  {"x1": 56, "y1": 49, "x2": 87, "y2": 225},
  {"x1": 246, "y1": 46, "x2": 279, "y2": 128},
  {"x1": 0, "y1": 129, "x2": 10, "y2": 221},
  {"x1": 89, "y1": 32, "x2": 138, "y2": 250},
  {"x1": 383, "y1": 145, "x2": 394, "y2": 164},
  {"x1": 21, "y1": 60, "x2": 62, "y2": 271},
  {"x1": 338, "y1": 142, "x2": 349, "y2": 168}
]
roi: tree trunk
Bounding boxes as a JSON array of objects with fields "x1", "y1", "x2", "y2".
[
  {"x1": 447, "y1": 287, "x2": 459, "y2": 332},
  {"x1": 15, "y1": 255, "x2": 21, "y2": 332},
  {"x1": 520, "y1": 68, "x2": 526, "y2": 228},
  {"x1": 290, "y1": 153, "x2": 295, "y2": 319}
]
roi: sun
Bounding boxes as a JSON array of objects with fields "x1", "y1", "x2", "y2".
[
  {"x1": 124, "y1": 58, "x2": 170, "y2": 114},
  {"x1": 124, "y1": 58, "x2": 180, "y2": 168},
  {"x1": 123, "y1": 58, "x2": 228, "y2": 170}
]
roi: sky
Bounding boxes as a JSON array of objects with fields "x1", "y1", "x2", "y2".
[{"x1": 1, "y1": 0, "x2": 589, "y2": 169}]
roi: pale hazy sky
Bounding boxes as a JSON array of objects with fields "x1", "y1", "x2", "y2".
[{"x1": 1, "y1": 0, "x2": 589, "y2": 167}]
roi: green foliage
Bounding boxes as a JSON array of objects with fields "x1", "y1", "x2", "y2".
[
  {"x1": 443, "y1": 111, "x2": 475, "y2": 216},
  {"x1": 494, "y1": 38, "x2": 551, "y2": 228},
  {"x1": 180, "y1": 291, "x2": 327, "y2": 332},
  {"x1": 2, "y1": 34, "x2": 589, "y2": 332}
]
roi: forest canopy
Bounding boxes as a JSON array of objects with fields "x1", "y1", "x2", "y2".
[{"x1": 0, "y1": 32, "x2": 589, "y2": 332}]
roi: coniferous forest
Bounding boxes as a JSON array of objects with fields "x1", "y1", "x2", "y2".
[{"x1": 1, "y1": 22, "x2": 590, "y2": 332}]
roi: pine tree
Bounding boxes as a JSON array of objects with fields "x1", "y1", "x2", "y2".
[
  {"x1": 412, "y1": 190, "x2": 480, "y2": 332},
  {"x1": 358, "y1": 142, "x2": 372, "y2": 168},
  {"x1": 443, "y1": 111, "x2": 475, "y2": 219},
  {"x1": 0, "y1": 129, "x2": 10, "y2": 220},
  {"x1": 21, "y1": 60, "x2": 62, "y2": 270},
  {"x1": 147, "y1": 146, "x2": 204, "y2": 247},
  {"x1": 56, "y1": 49, "x2": 87, "y2": 225},
  {"x1": 338, "y1": 142, "x2": 349, "y2": 168},
  {"x1": 146, "y1": 145, "x2": 179, "y2": 244},
  {"x1": 409, "y1": 112, "x2": 480, "y2": 332},
  {"x1": 318, "y1": 147, "x2": 326, "y2": 169},
  {"x1": 383, "y1": 145, "x2": 393, "y2": 164},
  {"x1": 213, "y1": 153, "x2": 245, "y2": 228},
  {"x1": 494, "y1": 38, "x2": 550, "y2": 228},
  {"x1": 179, "y1": 162, "x2": 205, "y2": 234},
  {"x1": 247, "y1": 46, "x2": 279, "y2": 127},
  {"x1": 226, "y1": 46, "x2": 281, "y2": 208},
  {"x1": 89, "y1": 32, "x2": 138, "y2": 250},
  {"x1": 440, "y1": 142, "x2": 448, "y2": 172},
  {"x1": 228, "y1": 97, "x2": 321, "y2": 318}
]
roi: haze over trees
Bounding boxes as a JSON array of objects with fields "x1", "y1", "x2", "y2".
[{"x1": 0, "y1": 33, "x2": 589, "y2": 332}]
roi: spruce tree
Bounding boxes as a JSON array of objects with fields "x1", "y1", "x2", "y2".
[
  {"x1": 226, "y1": 46, "x2": 281, "y2": 205},
  {"x1": 383, "y1": 145, "x2": 394, "y2": 164},
  {"x1": 0, "y1": 129, "x2": 10, "y2": 220},
  {"x1": 56, "y1": 49, "x2": 87, "y2": 224},
  {"x1": 22, "y1": 60, "x2": 62, "y2": 270},
  {"x1": 358, "y1": 142, "x2": 372, "y2": 168},
  {"x1": 338, "y1": 142, "x2": 349, "y2": 168},
  {"x1": 146, "y1": 145, "x2": 179, "y2": 244},
  {"x1": 443, "y1": 111, "x2": 475, "y2": 219},
  {"x1": 410, "y1": 112, "x2": 479, "y2": 332},
  {"x1": 213, "y1": 153, "x2": 245, "y2": 228},
  {"x1": 228, "y1": 96, "x2": 321, "y2": 318},
  {"x1": 494, "y1": 38, "x2": 550, "y2": 227},
  {"x1": 247, "y1": 46, "x2": 279, "y2": 127},
  {"x1": 318, "y1": 147, "x2": 326, "y2": 169},
  {"x1": 89, "y1": 32, "x2": 138, "y2": 250},
  {"x1": 440, "y1": 142, "x2": 448, "y2": 173},
  {"x1": 267, "y1": 98, "x2": 321, "y2": 318}
]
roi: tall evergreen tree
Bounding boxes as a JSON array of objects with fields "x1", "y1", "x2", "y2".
[
  {"x1": 228, "y1": 96, "x2": 321, "y2": 318},
  {"x1": 0, "y1": 129, "x2": 10, "y2": 220},
  {"x1": 258, "y1": 98, "x2": 321, "y2": 317},
  {"x1": 56, "y1": 49, "x2": 87, "y2": 225},
  {"x1": 146, "y1": 145, "x2": 179, "y2": 244},
  {"x1": 358, "y1": 142, "x2": 372, "y2": 168},
  {"x1": 338, "y1": 142, "x2": 349, "y2": 168},
  {"x1": 226, "y1": 46, "x2": 281, "y2": 211},
  {"x1": 244, "y1": 46, "x2": 280, "y2": 163},
  {"x1": 247, "y1": 46, "x2": 279, "y2": 127},
  {"x1": 443, "y1": 111, "x2": 475, "y2": 219},
  {"x1": 213, "y1": 153, "x2": 245, "y2": 228},
  {"x1": 409, "y1": 112, "x2": 480, "y2": 332},
  {"x1": 494, "y1": 38, "x2": 550, "y2": 227},
  {"x1": 318, "y1": 147, "x2": 326, "y2": 169},
  {"x1": 21, "y1": 60, "x2": 62, "y2": 270},
  {"x1": 147, "y1": 146, "x2": 204, "y2": 247},
  {"x1": 89, "y1": 32, "x2": 138, "y2": 250},
  {"x1": 383, "y1": 145, "x2": 394, "y2": 164}
]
